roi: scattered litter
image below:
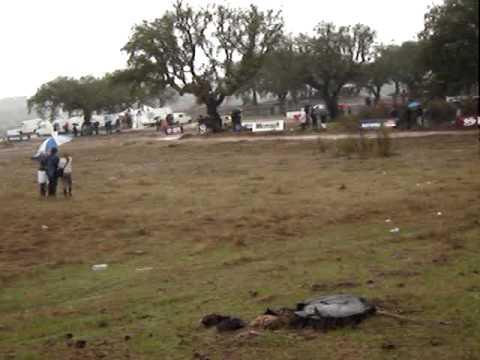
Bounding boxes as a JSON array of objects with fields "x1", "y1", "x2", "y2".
[
  {"x1": 385, "y1": 219, "x2": 392, "y2": 223},
  {"x1": 437, "y1": 212, "x2": 443, "y2": 216},
  {"x1": 291, "y1": 295, "x2": 376, "y2": 330},
  {"x1": 136, "y1": 267, "x2": 154, "y2": 272},
  {"x1": 91, "y1": 264, "x2": 109, "y2": 271},
  {"x1": 41, "y1": 225, "x2": 49, "y2": 231},
  {"x1": 390, "y1": 228, "x2": 400, "y2": 234},
  {"x1": 426, "y1": 181, "x2": 432, "y2": 185},
  {"x1": 250, "y1": 315, "x2": 283, "y2": 330},
  {"x1": 201, "y1": 314, "x2": 246, "y2": 332},
  {"x1": 133, "y1": 250, "x2": 146, "y2": 255},
  {"x1": 382, "y1": 171, "x2": 387, "y2": 175}
]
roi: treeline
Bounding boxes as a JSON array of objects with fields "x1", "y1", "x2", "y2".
[{"x1": 29, "y1": 0, "x2": 479, "y2": 126}]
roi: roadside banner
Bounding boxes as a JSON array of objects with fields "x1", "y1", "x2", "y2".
[
  {"x1": 243, "y1": 120, "x2": 285, "y2": 133},
  {"x1": 457, "y1": 116, "x2": 480, "y2": 128}
]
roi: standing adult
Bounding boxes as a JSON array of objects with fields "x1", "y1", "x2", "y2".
[
  {"x1": 37, "y1": 153, "x2": 48, "y2": 198},
  {"x1": 59, "y1": 153, "x2": 73, "y2": 197},
  {"x1": 304, "y1": 104, "x2": 312, "y2": 128},
  {"x1": 46, "y1": 148, "x2": 60, "y2": 197},
  {"x1": 231, "y1": 109, "x2": 242, "y2": 132},
  {"x1": 73, "y1": 124, "x2": 79, "y2": 137},
  {"x1": 311, "y1": 106, "x2": 319, "y2": 129},
  {"x1": 104, "y1": 114, "x2": 113, "y2": 135}
]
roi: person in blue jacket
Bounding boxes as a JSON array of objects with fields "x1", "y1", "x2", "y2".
[{"x1": 46, "y1": 147, "x2": 60, "y2": 197}]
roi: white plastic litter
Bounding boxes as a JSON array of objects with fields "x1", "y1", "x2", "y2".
[
  {"x1": 390, "y1": 228, "x2": 400, "y2": 234},
  {"x1": 92, "y1": 264, "x2": 109, "y2": 271},
  {"x1": 385, "y1": 219, "x2": 392, "y2": 223},
  {"x1": 136, "y1": 267, "x2": 154, "y2": 272},
  {"x1": 437, "y1": 212, "x2": 443, "y2": 216},
  {"x1": 41, "y1": 225, "x2": 49, "y2": 231}
]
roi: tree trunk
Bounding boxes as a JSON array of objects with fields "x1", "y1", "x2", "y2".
[
  {"x1": 206, "y1": 97, "x2": 222, "y2": 132},
  {"x1": 252, "y1": 89, "x2": 259, "y2": 106},
  {"x1": 278, "y1": 93, "x2": 288, "y2": 116},
  {"x1": 83, "y1": 109, "x2": 92, "y2": 125},
  {"x1": 325, "y1": 96, "x2": 339, "y2": 120},
  {"x1": 374, "y1": 85, "x2": 382, "y2": 105}
]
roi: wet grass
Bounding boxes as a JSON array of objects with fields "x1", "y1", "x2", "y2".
[{"x1": 0, "y1": 133, "x2": 479, "y2": 359}]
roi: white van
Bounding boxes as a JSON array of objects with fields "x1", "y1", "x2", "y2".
[
  {"x1": 21, "y1": 119, "x2": 41, "y2": 135},
  {"x1": 173, "y1": 112, "x2": 192, "y2": 125}
]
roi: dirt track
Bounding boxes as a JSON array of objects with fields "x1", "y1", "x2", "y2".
[{"x1": 169, "y1": 129, "x2": 478, "y2": 143}]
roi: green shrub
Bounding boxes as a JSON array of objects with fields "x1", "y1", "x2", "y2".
[
  {"x1": 316, "y1": 138, "x2": 330, "y2": 153},
  {"x1": 336, "y1": 135, "x2": 375, "y2": 158},
  {"x1": 336, "y1": 137, "x2": 358, "y2": 156},
  {"x1": 460, "y1": 97, "x2": 479, "y2": 117},
  {"x1": 426, "y1": 100, "x2": 457, "y2": 123},
  {"x1": 358, "y1": 103, "x2": 393, "y2": 119},
  {"x1": 336, "y1": 115, "x2": 361, "y2": 133},
  {"x1": 376, "y1": 126, "x2": 393, "y2": 157}
]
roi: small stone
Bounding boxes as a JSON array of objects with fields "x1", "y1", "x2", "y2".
[
  {"x1": 124, "y1": 335, "x2": 131, "y2": 342},
  {"x1": 249, "y1": 290, "x2": 259, "y2": 298},
  {"x1": 430, "y1": 339, "x2": 443, "y2": 347},
  {"x1": 75, "y1": 340, "x2": 87, "y2": 349},
  {"x1": 382, "y1": 342, "x2": 396, "y2": 351}
]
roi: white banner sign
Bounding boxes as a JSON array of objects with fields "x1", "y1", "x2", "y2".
[
  {"x1": 462, "y1": 116, "x2": 480, "y2": 127},
  {"x1": 244, "y1": 120, "x2": 285, "y2": 133}
]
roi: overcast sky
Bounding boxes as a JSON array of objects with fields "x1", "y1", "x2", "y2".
[{"x1": 0, "y1": 0, "x2": 440, "y2": 99}]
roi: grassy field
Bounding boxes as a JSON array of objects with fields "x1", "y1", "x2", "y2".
[{"x1": 0, "y1": 132, "x2": 479, "y2": 360}]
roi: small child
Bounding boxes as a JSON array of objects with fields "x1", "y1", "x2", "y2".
[
  {"x1": 37, "y1": 153, "x2": 48, "y2": 198},
  {"x1": 58, "y1": 153, "x2": 73, "y2": 197}
]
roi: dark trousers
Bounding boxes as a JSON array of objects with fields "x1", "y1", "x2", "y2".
[
  {"x1": 40, "y1": 183, "x2": 47, "y2": 197},
  {"x1": 48, "y1": 176, "x2": 58, "y2": 197}
]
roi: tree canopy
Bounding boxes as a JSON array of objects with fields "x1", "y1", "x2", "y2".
[
  {"x1": 300, "y1": 23, "x2": 376, "y2": 117},
  {"x1": 420, "y1": 0, "x2": 479, "y2": 96},
  {"x1": 123, "y1": 0, "x2": 284, "y2": 128},
  {"x1": 27, "y1": 72, "x2": 169, "y2": 123},
  {"x1": 257, "y1": 38, "x2": 305, "y2": 110},
  {"x1": 28, "y1": 76, "x2": 104, "y2": 123}
]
